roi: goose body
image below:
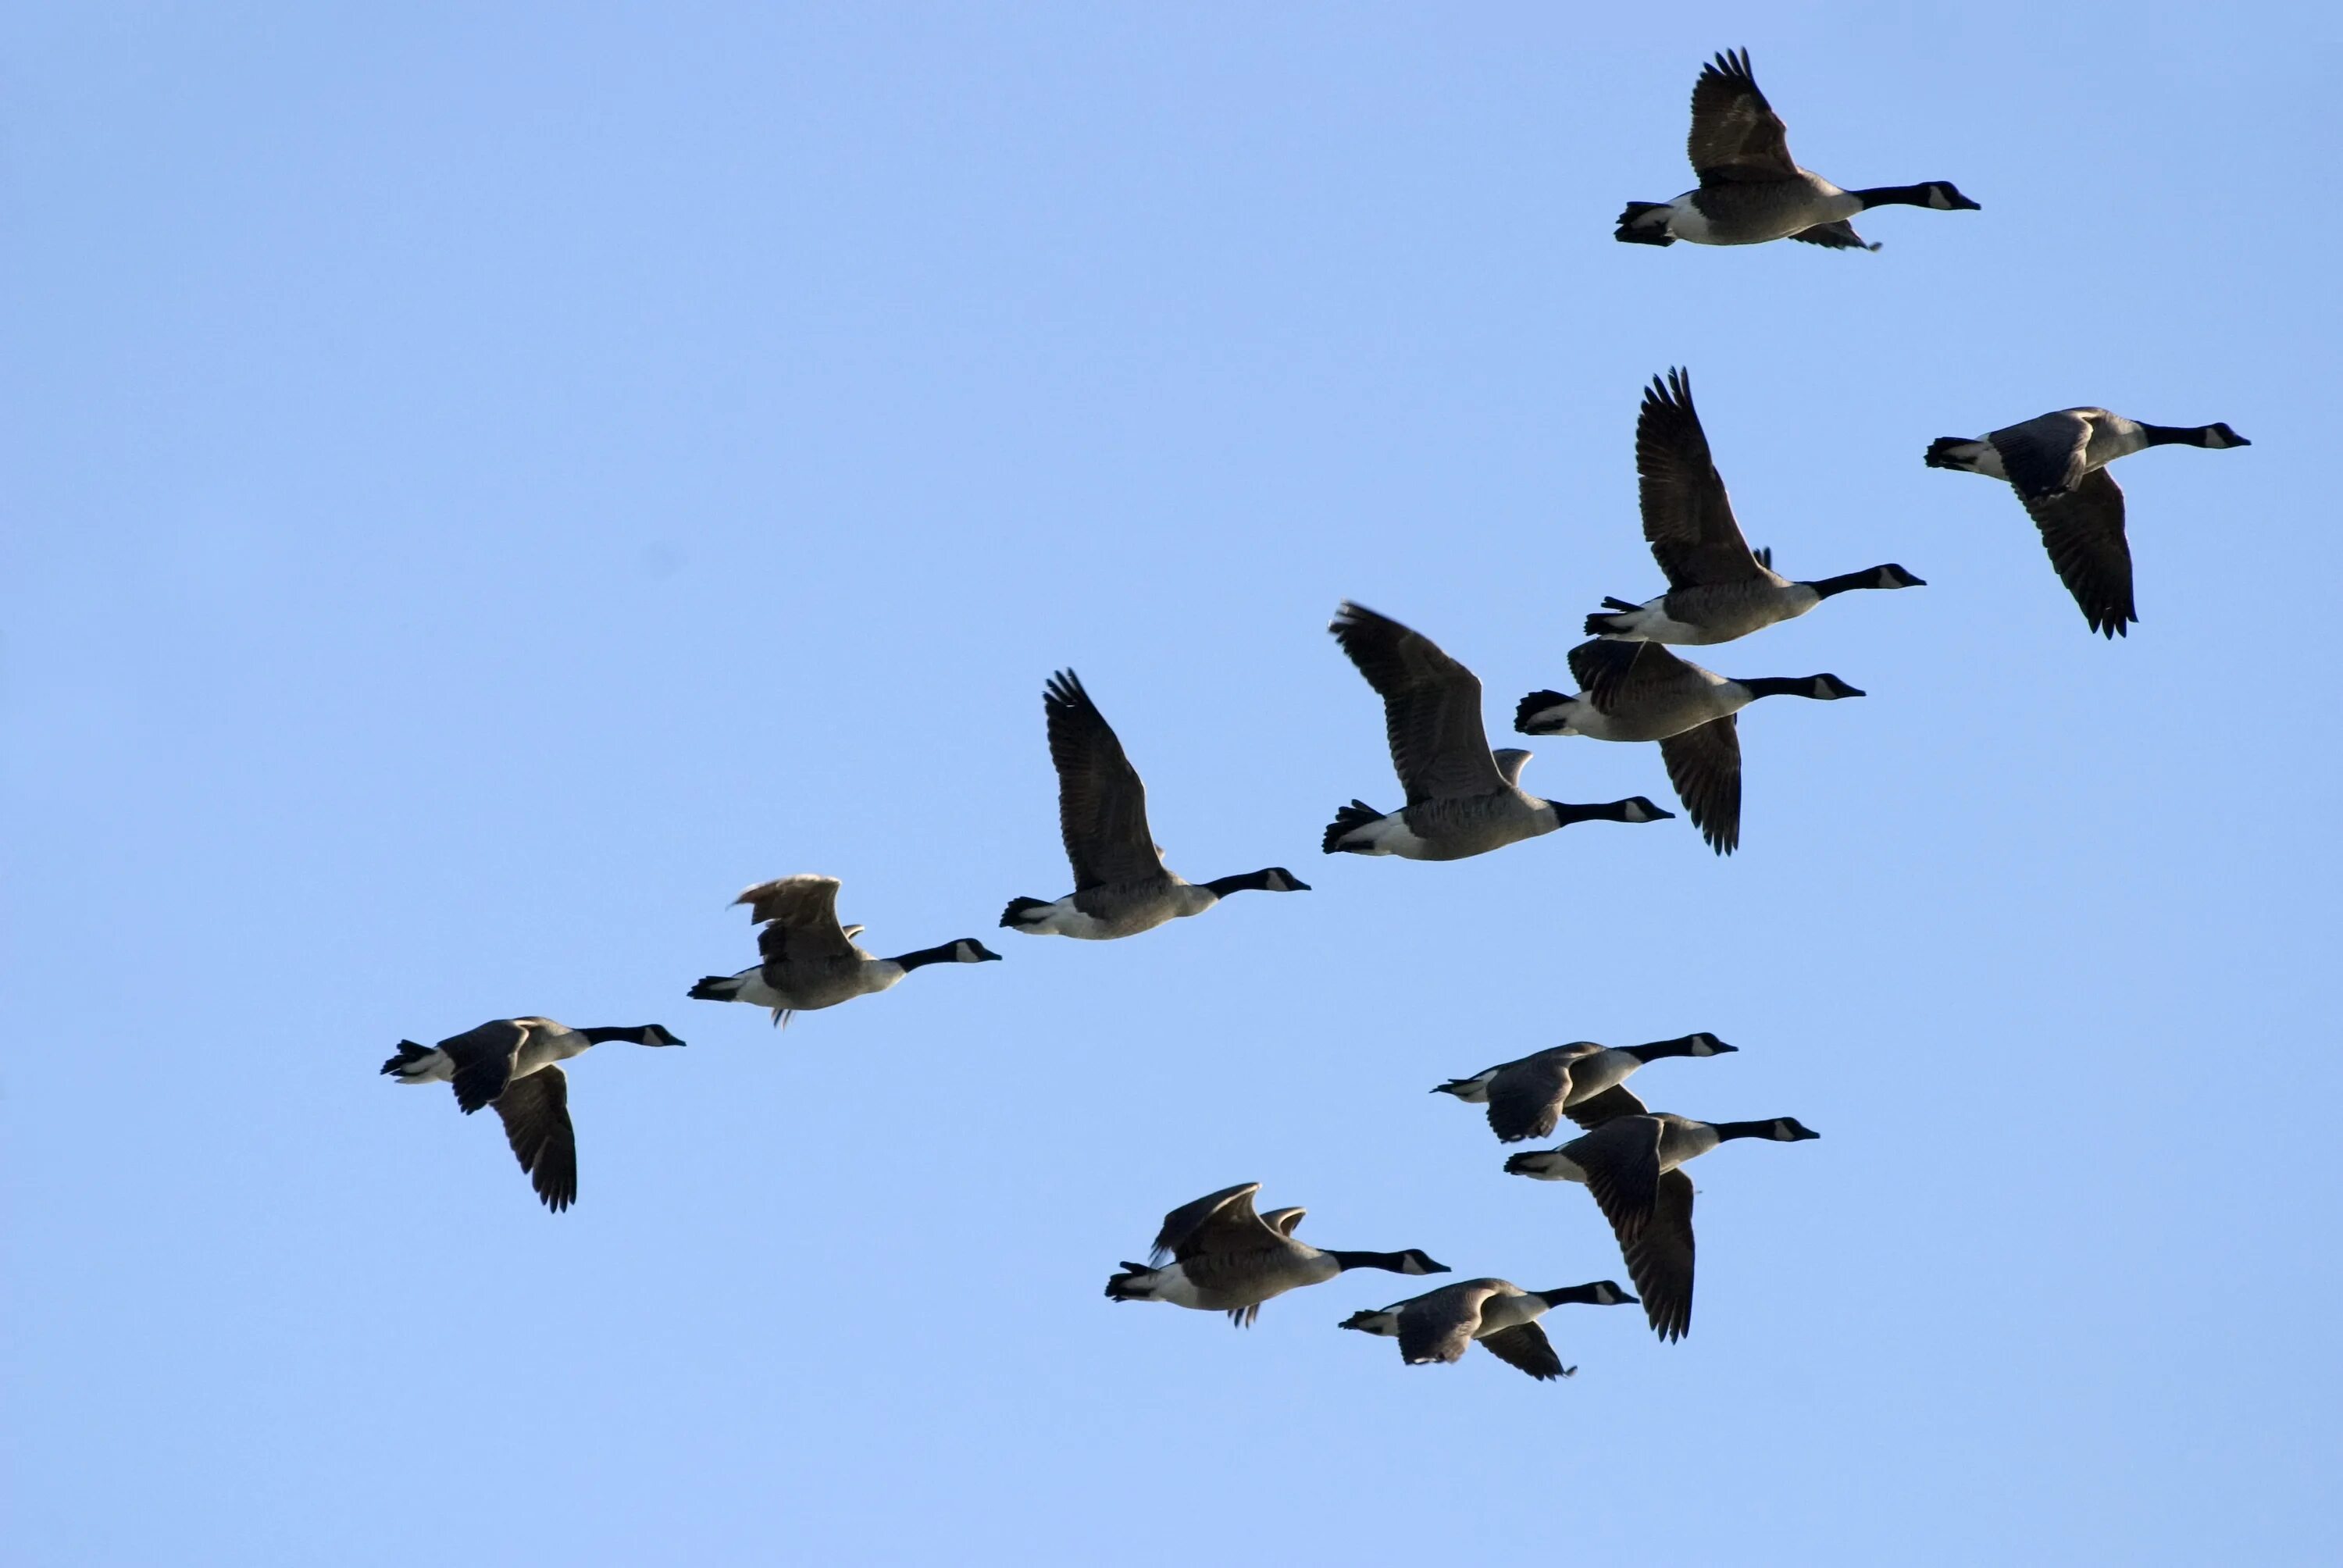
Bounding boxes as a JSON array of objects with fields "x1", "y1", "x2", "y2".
[
  {"x1": 1104, "y1": 1181, "x2": 1446, "y2": 1326},
  {"x1": 1001, "y1": 671, "x2": 1307, "y2": 939},
  {"x1": 1434, "y1": 1032, "x2": 1735, "y2": 1143},
  {"x1": 1505, "y1": 1109, "x2": 1819, "y2": 1341},
  {"x1": 688, "y1": 874, "x2": 1000, "y2": 1024},
  {"x1": 1924, "y1": 408, "x2": 2249, "y2": 637},
  {"x1": 380, "y1": 1017, "x2": 684, "y2": 1212},
  {"x1": 1586, "y1": 370, "x2": 1923, "y2": 645},
  {"x1": 1617, "y1": 49, "x2": 1980, "y2": 250},
  {"x1": 1515, "y1": 638, "x2": 1863, "y2": 854},
  {"x1": 1323, "y1": 602, "x2": 1671, "y2": 861},
  {"x1": 1341, "y1": 1278, "x2": 1636, "y2": 1380}
]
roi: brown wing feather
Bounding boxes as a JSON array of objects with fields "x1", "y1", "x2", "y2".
[
  {"x1": 1564, "y1": 1084, "x2": 1651, "y2": 1131},
  {"x1": 492, "y1": 1067, "x2": 578, "y2": 1213},
  {"x1": 439, "y1": 1019, "x2": 527, "y2": 1114},
  {"x1": 736, "y1": 875, "x2": 861, "y2": 968},
  {"x1": 2024, "y1": 470, "x2": 2137, "y2": 637},
  {"x1": 1687, "y1": 48, "x2": 1799, "y2": 184},
  {"x1": 1567, "y1": 1117, "x2": 1666, "y2": 1245},
  {"x1": 1659, "y1": 715, "x2": 1742, "y2": 855},
  {"x1": 1042, "y1": 670, "x2": 1163, "y2": 888},
  {"x1": 1636, "y1": 370, "x2": 1761, "y2": 589},
  {"x1": 1396, "y1": 1282, "x2": 1499, "y2": 1366},
  {"x1": 1479, "y1": 1321, "x2": 1570, "y2": 1381},
  {"x1": 1624, "y1": 1169, "x2": 1696, "y2": 1341},
  {"x1": 1567, "y1": 637, "x2": 1702, "y2": 715},
  {"x1": 1330, "y1": 604, "x2": 1504, "y2": 803}
]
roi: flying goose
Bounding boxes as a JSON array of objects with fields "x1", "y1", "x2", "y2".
[
  {"x1": 381, "y1": 1018, "x2": 683, "y2": 1212},
  {"x1": 1000, "y1": 670, "x2": 1308, "y2": 939},
  {"x1": 1505, "y1": 1107, "x2": 1819, "y2": 1341},
  {"x1": 1617, "y1": 49, "x2": 1979, "y2": 250},
  {"x1": 688, "y1": 875, "x2": 1000, "y2": 1025},
  {"x1": 1515, "y1": 638, "x2": 1863, "y2": 854},
  {"x1": 1585, "y1": 370, "x2": 1924, "y2": 644},
  {"x1": 1324, "y1": 602, "x2": 1673, "y2": 861},
  {"x1": 1924, "y1": 408, "x2": 2251, "y2": 637},
  {"x1": 1104, "y1": 1181, "x2": 1447, "y2": 1326},
  {"x1": 1434, "y1": 1032, "x2": 1735, "y2": 1143},
  {"x1": 1340, "y1": 1278, "x2": 1637, "y2": 1380}
]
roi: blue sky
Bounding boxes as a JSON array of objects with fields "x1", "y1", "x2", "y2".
[{"x1": 7, "y1": 4, "x2": 2338, "y2": 1563}]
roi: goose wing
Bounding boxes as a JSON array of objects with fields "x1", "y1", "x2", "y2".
[
  {"x1": 438, "y1": 1018, "x2": 528, "y2": 1114},
  {"x1": 2024, "y1": 469, "x2": 2137, "y2": 637},
  {"x1": 1659, "y1": 715, "x2": 1742, "y2": 854},
  {"x1": 1330, "y1": 603, "x2": 1504, "y2": 803},
  {"x1": 1486, "y1": 1051, "x2": 1581, "y2": 1144},
  {"x1": 1150, "y1": 1181, "x2": 1277, "y2": 1263},
  {"x1": 491, "y1": 1067, "x2": 578, "y2": 1213},
  {"x1": 1565, "y1": 1115, "x2": 1667, "y2": 1244},
  {"x1": 1637, "y1": 369, "x2": 1763, "y2": 588},
  {"x1": 1396, "y1": 1281, "x2": 1504, "y2": 1366},
  {"x1": 1043, "y1": 670, "x2": 1164, "y2": 888},
  {"x1": 1989, "y1": 412, "x2": 2095, "y2": 501},
  {"x1": 1686, "y1": 48, "x2": 1799, "y2": 184},
  {"x1": 1479, "y1": 1321, "x2": 1569, "y2": 1381},
  {"x1": 1624, "y1": 1169, "x2": 1696, "y2": 1342},
  {"x1": 738, "y1": 875, "x2": 861, "y2": 970},
  {"x1": 1567, "y1": 637, "x2": 1702, "y2": 715},
  {"x1": 1564, "y1": 1084, "x2": 1651, "y2": 1131}
]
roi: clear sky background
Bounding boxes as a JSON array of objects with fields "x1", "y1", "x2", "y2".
[{"x1": 7, "y1": 5, "x2": 2338, "y2": 1564}]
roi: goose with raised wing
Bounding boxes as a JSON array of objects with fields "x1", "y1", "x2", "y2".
[
  {"x1": 1324, "y1": 602, "x2": 1672, "y2": 861},
  {"x1": 1515, "y1": 637, "x2": 1863, "y2": 854},
  {"x1": 1585, "y1": 369, "x2": 1923, "y2": 644},
  {"x1": 1617, "y1": 48, "x2": 1980, "y2": 250},
  {"x1": 1104, "y1": 1181, "x2": 1446, "y2": 1327},
  {"x1": 1924, "y1": 408, "x2": 2250, "y2": 637},
  {"x1": 689, "y1": 875, "x2": 999, "y2": 1025},
  {"x1": 1000, "y1": 670, "x2": 1307, "y2": 939},
  {"x1": 1341, "y1": 1278, "x2": 1637, "y2": 1381},
  {"x1": 382, "y1": 1017, "x2": 684, "y2": 1212},
  {"x1": 1434, "y1": 1032, "x2": 1735, "y2": 1142},
  {"x1": 1506, "y1": 1105, "x2": 1819, "y2": 1341}
]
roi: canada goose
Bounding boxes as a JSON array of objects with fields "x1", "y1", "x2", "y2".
[
  {"x1": 1617, "y1": 49, "x2": 1980, "y2": 250},
  {"x1": 380, "y1": 1018, "x2": 683, "y2": 1212},
  {"x1": 1000, "y1": 670, "x2": 1308, "y2": 939},
  {"x1": 1585, "y1": 370, "x2": 1924, "y2": 644},
  {"x1": 1104, "y1": 1181, "x2": 1447, "y2": 1326},
  {"x1": 1324, "y1": 602, "x2": 1673, "y2": 861},
  {"x1": 1515, "y1": 638, "x2": 1863, "y2": 854},
  {"x1": 1924, "y1": 409, "x2": 2251, "y2": 637},
  {"x1": 1505, "y1": 1110, "x2": 1819, "y2": 1341},
  {"x1": 1340, "y1": 1278, "x2": 1637, "y2": 1380},
  {"x1": 688, "y1": 875, "x2": 1000, "y2": 1024},
  {"x1": 1434, "y1": 1032, "x2": 1735, "y2": 1142}
]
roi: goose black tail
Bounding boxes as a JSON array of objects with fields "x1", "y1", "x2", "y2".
[
  {"x1": 380, "y1": 1039, "x2": 432, "y2": 1077},
  {"x1": 1000, "y1": 896, "x2": 1054, "y2": 928},
  {"x1": 688, "y1": 975, "x2": 741, "y2": 1001},
  {"x1": 1104, "y1": 1263, "x2": 1154, "y2": 1301},
  {"x1": 1322, "y1": 800, "x2": 1383, "y2": 854},
  {"x1": 1615, "y1": 202, "x2": 1674, "y2": 245},
  {"x1": 1514, "y1": 690, "x2": 1573, "y2": 735},
  {"x1": 1923, "y1": 437, "x2": 1974, "y2": 471}
]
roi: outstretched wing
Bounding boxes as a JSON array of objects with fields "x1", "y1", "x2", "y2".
[
  {"x1": 737, "y1": 875, "x2": 861, "y2": 968},
  {"x1": 1330, "y1": 603, "x2": 1504, "y2": 803},
  {"x1": 1659, "y1": 715, "x2": 1742, "y2": 855},
  {"x1": 437, "y1": 1018, "x2": 527, "y2": 1114},
  {"x1": 1479, "y1": 1322, "x2": 1569, "y2": 1381},
  {"x1": 1566, "y1": 1116, "x2": 1667, "y2": 1245},
  {"x1": 1990, "y1": 412, "x2": 2095, "y2": 501},
  {"x1": 1150, "y1": 1181, "x2": 1271, "y2": 1263},
  {"x1": 1636, "y1": 369, "x2": 1763, "y2": 588},
  {"x1": 1625, "y1": 1170, "x2": 1696, "y2": 1342},
  {"x1": 491, "y1": 1067, "x2": 578, "y2": 1213},
  {"x1": 2024, "y1": 469, "x2": 2137, "y2": 638},
  {"x1": 1042, "y1": 670, "x2": 1164, "y2": 888},
  {"x1": 1687, "y1": 48, "x2": 1798, "y2": 184}
]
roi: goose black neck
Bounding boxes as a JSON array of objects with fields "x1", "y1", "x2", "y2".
[
  {"x1": 2138, "y1": 422, "x2": 2217, "y2": 447},
  {"x1": 891, "y1": 942, "x2": 965, "y2": 971},
  {"x1": 1534, "y1": 1283, "x2": 1616, "y2": 1306},
  {"x1": 580, "y1": 1025, "x2": 659, "y2": 1046},
  {"x1": 1739, "y1": 676, "x2": 1821, "y2": 700},
  {"x1": 1623, "y1": 1033, "x2": 1713, "y2": 1063},
  {"x1": 1853, "y1": 184, "x2": 1938, "y2": 208},
  {"x1": 1713, "y1": 1118, "x2": 1786, "y2": 1142},
  {"x1": 1550, "y1": 798, "x2": 1637, "y2": 825},
  {"x1": 1202, "y1": 869, "x2": 1291, "y2": 896},
  {"x1": 1325, "y1": 1249, "x2": 1417, "y2": 1274},
  {"x1": 1809, "y1": 567, "x2": 1892, "y2": 599}
]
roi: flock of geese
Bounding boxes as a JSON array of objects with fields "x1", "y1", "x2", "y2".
[{"x1": 381, "y1": 48, "x2": 2251, "y2": 1381}]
